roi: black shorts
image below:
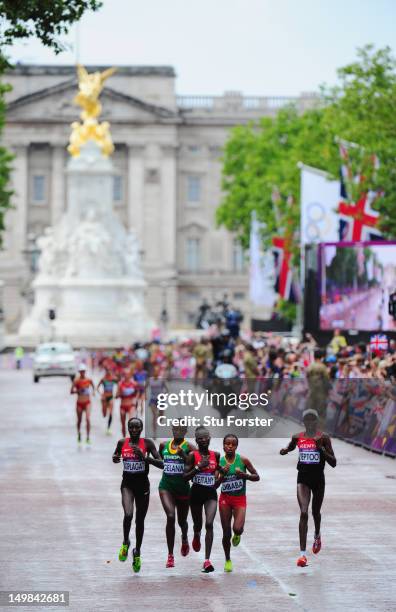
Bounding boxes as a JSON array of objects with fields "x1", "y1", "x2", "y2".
[
  {"x1": 190, "y1": 484, "x2": 217, "y2": 505},
  {"x1": 121, "y1": 475, "x2": 150, "y2": 499},
  {"x1": 297, "y1": 471, "x2": 325, "y2": 492}
]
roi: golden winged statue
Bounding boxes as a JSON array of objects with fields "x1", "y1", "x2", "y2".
[{"x1": 68, "y1": 64, "x2": 117, "y2": 157}]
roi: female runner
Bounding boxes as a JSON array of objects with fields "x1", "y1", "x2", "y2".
[
  {"x1": 280, "y1": 409, "x2": 336, "y2": 567},
  {"x1": 112, "y1": 417, "x2": 162, "y2": 572},
  {"x1": 217, "y1": 434, "x2": 259, "y2": 572},
  {"x1": 184, "y1": 426, "x2": 220, "y2": 573},
  {"x1": 158, "y1": 424, "x2": 196, "y2": 568},
  {"x1": 97, "y1": 367, "x2": 118, "y2": 434},
  {"x1": 116, "y1": 370, "x2": 139, "y2": 437}
]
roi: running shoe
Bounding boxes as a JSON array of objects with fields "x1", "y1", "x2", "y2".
[
  {"x1": 118, "y1": 542, "x2": 129, "y2": 562},
  {"x1": 77, "y1": 433, "x2": 81, "y2": 444},
  {"x1": 86, "y1": 438, "x2": 91, "y2": 445},
  {"x1": 192, "y1": 533, "x2": 201, "y2": 552},
  {"x1": 224, "y1": 559, "x2": 233, "y2": 573},
  {"x1": 312, "y1": 535, "x2": 321, "y2": 554},
  {"x1": 132, "y1": 548, "x2": 141, "y2": 573},
  {"x1": 232, "y1": 534, "x2": 241, "y2": 547},
  {"x1": 201, "y1": 560, "x2": 215, "y2": 573},
  {"x1": 166, "y1": 554, "x2": 175, "y2": 568},
  {"x1": 296, "y1": 555, "x2": 308, "y2": 567},
  {"x1": 181, "y1": 540, "x2": 190, "y2": 556},
  {"x1": 106, "y1": 428, "x2": 112, "y2": 436}
]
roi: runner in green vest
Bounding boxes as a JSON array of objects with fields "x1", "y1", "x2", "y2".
[
  {"x1": 218, "y1": 433, "x2": 260, "y2": 572},
  {"x1": 158, "y1": 424, "x2": 196, "y2": 568}
]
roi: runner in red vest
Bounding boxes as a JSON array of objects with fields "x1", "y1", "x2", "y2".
[
  {"x1": 184, "y1": 426, "x2": 220, "y2": 573},
  {"x1": 112, "y1": 417, "x2": 162, "y2": 573},
  {"x1": 280, "y1": 409, "x2": 337, "y2": 567},
  {"x1": 70, "y1": 363, "x2": 95, "y2": 445},
  {"x1": 116, "y1": 370, "x2": 139, "y2": 437}
]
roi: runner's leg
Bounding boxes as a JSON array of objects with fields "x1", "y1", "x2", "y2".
[
  {"x1": 190, "y1": 501, "x2": 203, "y2": 538},
  {"x1": 134, "y1": 492, "x2": 150, "y2": 554},
  {"x1": 76, "y1": 406, "x2": 83, "y2": 439},
  {"x1": 203, "y1": 498, "x2": 217, "y2": 560},
  {"x1": 220, "y1": 503, "x2": 233, "y2": 561},
  {"x1": 107, "y1": 400, "x2": 113, "y2": 429},
  {"x1": 85, "y1": 405, "x2": 91, "y2": 440},
  {"x1": 159, "y1": 490, "x2": 176, "y2": 555},
  {"x1": 312, "y1": 481, "x2": 325, "y2": 537},
  {"x1": 176, "y1": 498, "x2": 190, "y2": 542},
  {"x1": 232, "y1": 506, "x2": 246, "y2": 537},
  {"x1": 297, "y1": 483, "x2": 311, "y2": 552},
  {"x1": 121, "y1": 487, "x2": 135, "y2": 545}
]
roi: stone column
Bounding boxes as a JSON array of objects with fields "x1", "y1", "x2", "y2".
[
  {"x1": 10, "y1": 145, "x2": 28, "y2": 261},
  {"x1": 160, "y1": 145, "x2": 177, "y2": 271},
  {"x1": 127, "y1": 145, "x2": 145, "y2": 239},
  {"x1": 160, "y1": 145, "x2": 178, "y2": 325},
  {"x1": 51, "y1": 145, "x2": 66, "y2": 225}
]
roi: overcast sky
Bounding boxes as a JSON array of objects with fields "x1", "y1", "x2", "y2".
[{"x1": 6, "y1": 0, "x2": 396, "y2": 96}]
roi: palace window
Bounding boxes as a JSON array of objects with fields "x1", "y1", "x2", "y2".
[
  {"x1": 232, "y1": 239, "x2": 245, "y2": 272},
  {"x1": 187, "y1": 175, "x2": 201, "y2": 203},
  {"x1": 186, "y1": 238, "x2": 200, "y2": 271},
  {"x1": 113, "y1": 175, "x2": 123, "y2": 202},
  {"x1": 32, "y1": 175, "x2": 46, "y2": 203}
]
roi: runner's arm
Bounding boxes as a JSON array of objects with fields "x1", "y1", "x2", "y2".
[
  {"x1": 70, "y1": 380, "x2": 77, "y2": 394},
  {"x1": 112, "y1": 439, "x2": 124, "y2": 463},
  {"x1": 183, "y1": 452, "x2": 198, "y2": 481},
  {"x1": 318, "y1": 435, "x2": 337, "y2": 467},
  {"x1": 279, "y1": 434, "x2": 298, "y2": 455},
  {"x1": 96, "y1": 379, "x2": 103, "y2": 393},
  {"x1": 239, "y1": 456, "x2": 260, "y2": 481},
  {"x1": 145, "y1": 438, "x2": 163, "y2": 469}
]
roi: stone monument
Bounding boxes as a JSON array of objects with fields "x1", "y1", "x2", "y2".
[{"x1": 19, "y1": 66, "x2": 153, "y2": 346}]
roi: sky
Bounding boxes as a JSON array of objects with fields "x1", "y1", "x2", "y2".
[{"x1": 5, "y1": 0, "x2": 396, "y2": 96}]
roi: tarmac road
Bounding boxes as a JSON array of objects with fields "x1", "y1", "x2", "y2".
[{"x1": 1, "y1": 369, "x2": 396, "y2": 612}]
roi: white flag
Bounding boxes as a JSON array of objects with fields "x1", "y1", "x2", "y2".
[
  {"x1": 300, "y1": 164, "x2": 340, "y2": 244},
  {"x1": 249, "y1": 212, "x2": 277, "y2": 309}
]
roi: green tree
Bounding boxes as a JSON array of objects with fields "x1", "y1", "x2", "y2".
[
  {"x1": 0, "y1": 0, "x2": 102, "y2": 245},
  {"x1": 322, "y1": 45, "x2": 396, "y2": 235},
  {"x1": 0, "y1": 1, "x2": 102, "y2": 52},
  {"x1": 217, "y1": 45, "x2": 396, "y2": 321},
  {"x1": 0, "y1": 53, "x2": 13, "y2": 246}
]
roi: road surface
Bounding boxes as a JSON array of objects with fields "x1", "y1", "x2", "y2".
[{"x1": 1, "y1": 369, "x2": 396, "y2": 611}]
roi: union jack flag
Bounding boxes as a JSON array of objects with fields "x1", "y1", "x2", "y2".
[
  {"x1": 337, "y1": 139, "x2": 382, "y2": 241},
  {"x1": 369, "y1": 334, "x2": 388, "y2": 354}
]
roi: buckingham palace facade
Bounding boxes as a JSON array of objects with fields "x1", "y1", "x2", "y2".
[{"x1": 1, "y1": 64, "x2": 313, "y2": 333}]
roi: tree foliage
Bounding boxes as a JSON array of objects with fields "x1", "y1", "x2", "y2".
[
  {"x1": 0, "y1": 0, "x2": 102, "y2": 52},
  {"x1": 217, "y1": 45, "x2": 396, "y2": 320},
  {"x1": 0, "y1": 53, "x2": 14, "y2": 247}
]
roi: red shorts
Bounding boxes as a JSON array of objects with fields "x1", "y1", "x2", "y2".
[
  {"x1": 219, "y1": 493, "x2": 247, "y2": 509},
  {"x1": 77, "y1": 400, "x2": 90, "y2": 411},
  {"x1": 120, "y1": 403, "x2": 137, "y2": 415}
]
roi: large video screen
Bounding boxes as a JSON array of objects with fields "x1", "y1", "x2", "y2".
[{"x1": 319, "y1": 242, "x2": 396, "y2": 331}]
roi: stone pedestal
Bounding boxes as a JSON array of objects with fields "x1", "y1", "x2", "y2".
[{"x1": 19, "y1": 142, "x2": 154, "y2": 347}]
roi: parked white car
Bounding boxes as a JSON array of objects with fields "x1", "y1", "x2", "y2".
[{"x1": 33, "y1": 342, "x2": 77, "y2": 383}]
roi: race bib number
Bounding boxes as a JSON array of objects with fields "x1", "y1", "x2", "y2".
[
  {"x1": 79, "y1": 387, "x2": 90, "y2": 395},
  {"x1": 163, "y1": 461, "x2": 184, "y2": 476},
  {"x1": 221, "y1": 478, "x2": 244, "y2": 493},
  {"x1": 122, "y1": 388, "x2": 135, "y2": 397},
  {"x1": 299, "y1": 450, "x2": 320, "y2": 464},
  {"x1": 193, "y1": 473, "x2": 215, "y2": 487},
  {"x1": 123, "y1": 460, "x2": 145, "y2": 473}
]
